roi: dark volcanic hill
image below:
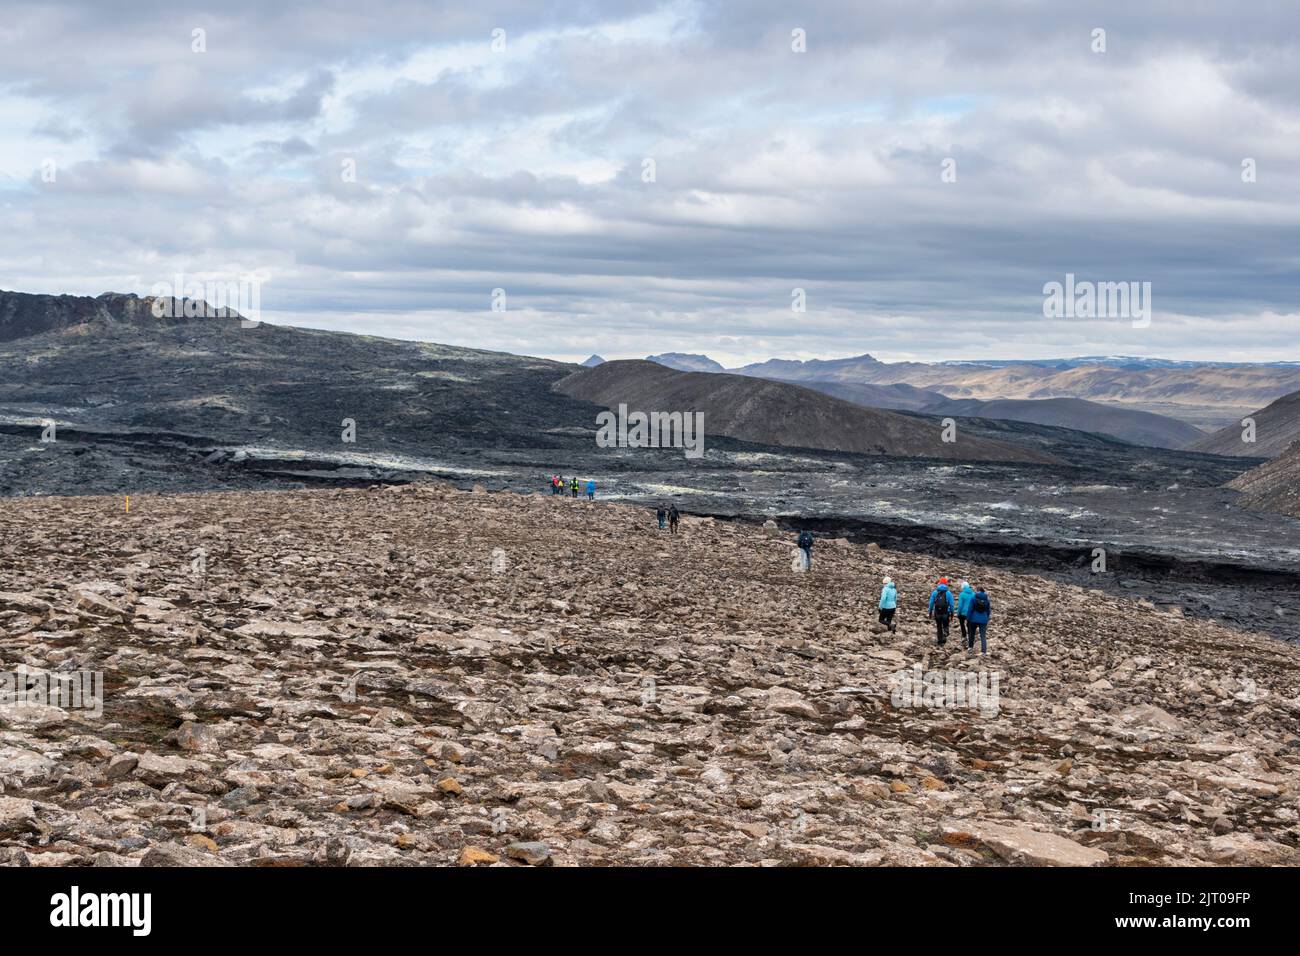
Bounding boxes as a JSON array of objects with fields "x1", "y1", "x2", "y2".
[
  {"x1": 1194, "y1": 388, "x2": 1300, "y2": 458},
  {"x1": 1228, "y1": 444, "x2": 1300, "y2": 517},
  {"x1": 0, "y1": 290, "x2": 615, "y2": 494},
  {"x1": 920, "y1": 396, "x2": 1204, "y2": 450},
  {"x1": 0, "y1": 291, "x2": 590, "y2": 450},
  {"x1": 552, "y1": 360, "x2": 1056, "y2": 463},
  {"x1": 0, "y1": 290, "x2": 218, "y2": 342}
]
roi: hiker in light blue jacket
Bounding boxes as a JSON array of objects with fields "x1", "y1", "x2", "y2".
[
  {"x1": 956, "y1": 581, "x2": 975, "y2": 645},
  {"x1": 878, "y1": 577, "x2": 898, "y2": 632}
]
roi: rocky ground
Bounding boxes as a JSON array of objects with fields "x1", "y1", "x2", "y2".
[{"x1": 2, "y1": 484, "x2": 1299, "y2": 867}]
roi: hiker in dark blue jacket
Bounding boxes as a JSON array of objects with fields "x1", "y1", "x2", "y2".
[
  {"x1": 928, "y1": 578, "x2": 954, "y2": 646},
  {"x1": 966, "y1": 585, "x2": 992, "y2": 654}
]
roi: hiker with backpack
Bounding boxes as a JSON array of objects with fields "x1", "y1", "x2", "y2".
[
  {"x1": 928, "y1": 577, "x2": 954, "y2": 645},
  {"x1": 956, "y1": 580, "x2": 974, "y2": 644},
  {"x1": 668, "y1": 505, "x2": 680, "y2": 534},
  {"x1": 570, "y1": 477, "x2": 580, "y2": 498},
  {"x1": 966, "y1": 586, "x2": 992, "y2": 655},
  {"x1": 796, "y1": 530, "x2": 814, "y2": 571},
  {"x1": 656, "y1": 505, "x2": 667, "y2": 530},
  {"x1": 586, "y1": 479, "x2": 596, "y2": 500},
  {"x1": 878, "y1": 577, "x2": 898, "y2": 632}
]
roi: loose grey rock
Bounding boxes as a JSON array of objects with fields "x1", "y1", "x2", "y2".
[{"x1": 506, "y1": 842, "x2": 552, "y2": 866}]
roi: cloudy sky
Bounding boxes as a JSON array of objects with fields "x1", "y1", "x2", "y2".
[{"x1": 2, "y1": 1, "x2": 1298, "y2": 365}]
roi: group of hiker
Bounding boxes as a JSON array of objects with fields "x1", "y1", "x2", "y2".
[
  {"x1": 545, "y1": 475, "x2": 681, "y2": 536},
  {"x1": 795, "y1": 530, "x2": 994, "y2": 654},
  {"x1": 549, "y1": 475, "x2": 596, "y2": 500},
  {"x1": 545, "y1": 492, "x2": 995, "y2": 651},
  {"x1": 921, "y1": 577, "x2": 993, "y2": 654},
  {"x1": 883, "y1": 570, "x2": 994, "y2": 654}
]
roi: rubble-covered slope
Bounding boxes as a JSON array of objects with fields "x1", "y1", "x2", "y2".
[
  {"x1": 1, "y1": 486, "x2": 1298, "y2": 867},
  {"x1": 1195, "y1": 387, "x2": 1300, "y2": 458},
  {"x1": 1228, "y1": 442, "x2": 1300, "y2": 517}
]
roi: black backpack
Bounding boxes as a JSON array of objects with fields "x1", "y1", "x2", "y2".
[
  {"x1": 972, "y1": 592, "x2": 989, "y2": 614},
  {"x1": 933, "y1": 590, "x2": 951, "y2": 618},
  {"x1": 797, "y1": 531, "x2": 813, "y2": 549}
]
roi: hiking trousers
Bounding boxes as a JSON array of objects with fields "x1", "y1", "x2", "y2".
[
  {"x1": 933, "y1": 616, "x2": 950, "y2": 645},
  {"x1": 879, "y1": 608, "x2": 896, "y2": 631},
  {"x1": 967, "y1": 622, "x2": 988, "y2": 653},
  {"x1": 958, "y1": 615, "x2": 969, "y2": 641}
]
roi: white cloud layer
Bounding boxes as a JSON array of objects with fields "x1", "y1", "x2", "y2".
[{"x1": 1, "y1": 0, "x2": 1298, "y2": 364}]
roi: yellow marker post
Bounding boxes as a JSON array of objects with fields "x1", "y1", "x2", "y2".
[{"x1": 125, "y1": 495, "x2": 130, "y2": 513}]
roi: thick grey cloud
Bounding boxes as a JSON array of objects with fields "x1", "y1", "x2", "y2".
[{"x1": 1, "y1": 0, "x2": 1297, "y2": 365}]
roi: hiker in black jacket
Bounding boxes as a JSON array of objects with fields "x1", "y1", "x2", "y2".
[
  {"x1": 796, "y1": 530, "x2": 813, "y2": 571},
  {"x1": 668, "y1": 505, "x2": 680, "y2": 534}
]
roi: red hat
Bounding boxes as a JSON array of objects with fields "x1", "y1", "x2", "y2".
[{"x1": 938, "y1": 577, "x2": 949, "y2": 584}]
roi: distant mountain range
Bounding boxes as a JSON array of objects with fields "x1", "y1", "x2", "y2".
[
  {"x1": 617, "y1": 350, "x2": 1300, "y2": 433},
  {"x1": 782, "y1": 379, "x2": 946, "y2": 413},
  {"x1": 7, "y1": 291, "x2": 1297, "y2": 508},
  {"x1": 646, "y1": 352, "x2": 726, "y2": 373},
  {"x1": 917, "y1": 397, "x2": 1206, "y2": 450},
  {"x1": 940, "y1": 356, "x2": 1300, "y2": 370},
  {"x1": 733, "y1": 353, "x2": 881, "y2": 379},
  {"x1": 771, "y1": 382, "x2": 1205, "y2": 449},
  {"x1": 0, "y1": 291, "x2": 1078, "y2": 497}
]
